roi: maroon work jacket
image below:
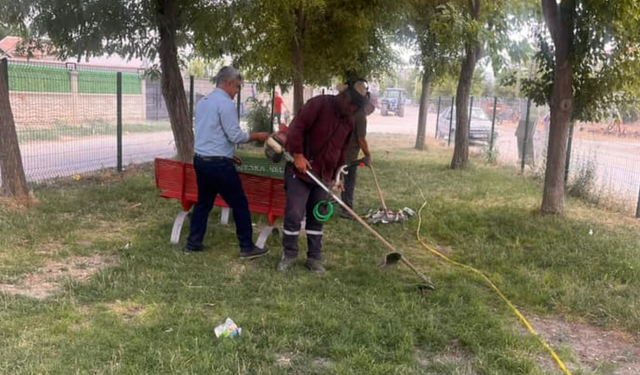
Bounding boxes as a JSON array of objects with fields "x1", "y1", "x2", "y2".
[{"x1": 286, "y1": 95, "x2": 354, "y2": 183}]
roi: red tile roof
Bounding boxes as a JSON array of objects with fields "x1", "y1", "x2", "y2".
[{"x1": 0, "y1": 36, "x2": 21, "y2": 57}]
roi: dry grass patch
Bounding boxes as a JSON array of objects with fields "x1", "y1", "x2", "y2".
[
  {"x1": 416, "y1": 345, "x2": 477, "y2": 374},
  {"x1": 274, "y1": 351, "x2": 297, "y2": 367},
  {"x1": 73, "y1": 220, "x2": 132, "y2": 245},
  {"x1": 106, "y1": 300, "x2": 148, "y2": 322},
  {"x1": 0, "y1": 194, "x2": 40, "y2": 212},
  {"x1": 0, "y1": 254, "x2": 116, "y2": 299},
  {"x1": 529, "y1": 315, "x2": 640, "y2": 375}
]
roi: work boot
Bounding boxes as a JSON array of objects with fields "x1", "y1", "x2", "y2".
[
  {"x1": 339, "y1": 210, "x2": 355, "y2": 220},
  {"x1": 304, "y1": 258, "x2": 326, "y2": 273},
  {"x1": 183, "y1": 245, "x2": 204, "y2": 253},
  {"x1": 277, "y1": 256, "x2": 297, "y2": 272},
  {"x1": 240, "y1": 246, "x2": 269, "y2": 260}
]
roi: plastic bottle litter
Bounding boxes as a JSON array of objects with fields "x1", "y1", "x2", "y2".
[{"x1": 214, "y1": 318, "x2": 242, "y2": 338}]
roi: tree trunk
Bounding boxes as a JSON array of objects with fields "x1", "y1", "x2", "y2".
[
  {"x1": 291, "y1": 6, "x2": 306, "y2": 114},
  {"x1": 540, "y1": 0, "x2": 574, "y2": 214},
  {"x1": 450, "y1": 0, "x2": 481, "y2": 169},
  {"x1": 415, "y1": 70, "x2": 431, "y2": 150},
  {"x1": 157, "y1": 0, "x2": 194, "y2": 162},
  {"x1": 450, "y1": 43, "x2": 478, "y2": 169},
  {"x1": 0, "y1": 59, "x2": 29, "y2": 199}
]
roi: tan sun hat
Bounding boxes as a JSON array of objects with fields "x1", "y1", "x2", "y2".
[{"x1": 352, "y1": 80, "x2": 368, "y2": 97}]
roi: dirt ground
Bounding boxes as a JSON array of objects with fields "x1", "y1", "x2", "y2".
[
  {"x1": 527, "y1": 315, "x2": 640, "y2": 375},
  {"x1": 0, "y1": 254, "x2": 116, "y2": 299}
]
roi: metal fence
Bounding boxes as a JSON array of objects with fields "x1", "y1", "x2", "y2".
[
  {"x1": 5, "y1": 59, "x2": 640, "y2": 216},
  {"x1": 0, "y1": 59, "x2": 276, "y2": 185},
  {"x1": 425, "y1": 95, "x2": 640, "y2": 216}
]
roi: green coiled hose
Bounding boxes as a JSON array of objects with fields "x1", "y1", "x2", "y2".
[{"x1": 313, "y1": 200, "x2": 334, "y2": 222}]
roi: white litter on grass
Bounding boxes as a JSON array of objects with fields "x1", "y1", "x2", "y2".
[{"x1": 214, "y1": 318, "x2": 242, "y2": 338}]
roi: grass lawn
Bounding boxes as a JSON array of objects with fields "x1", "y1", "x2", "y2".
[{"x1": 1, "y1": 135, "x2": 639, "y2": 374}]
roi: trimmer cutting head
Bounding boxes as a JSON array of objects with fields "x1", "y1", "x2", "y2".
[{"x1": 380, "y1": 252, "x2": 402, "y2": 267}]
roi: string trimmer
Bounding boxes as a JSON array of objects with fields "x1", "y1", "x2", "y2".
[{"x1": 265, "y1": 132, "x2": 435, "y2": 290}]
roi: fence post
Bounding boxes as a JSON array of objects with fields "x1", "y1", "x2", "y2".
[
  {"x1": 520, "y1": 98, "x2": 532, "y2": 173},
  {"x1": 270, "y1": 86, "x2": 276, "y2": 133},
  {"x1": 468, "y1": 96, "x2": 474, "y2": 134},
  {"x1": 237, "y1": 83, "x2": 241, "y2": 119},
  {"x1": 448, "y1": 96, "x2": 454, "y2": 147},
  {"x1": 116, "y1": 72, "x2": 123, "y2": 173},
  {"x1": 636, "y1": 182, "x2": 640, "y2": 218},
  {"x1": 189, "y1": 75, "x2": 194, "y2": 123},
  {"x1": 490, "y1": 96, "x2": 497, "y2": 152},
  {"x1": 564, "y1": 122, "x2": 575, "y2": 184},
  {"x1": 1, "y1": 58, "x2": 7, "y2": 92},
  {"x1": 435, "y1": 96, "x2": 441, "y2": 138}
]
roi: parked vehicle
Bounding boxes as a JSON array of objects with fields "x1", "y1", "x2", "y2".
[
  {"x1": 380, "y1": 88, "x2": 405, "y2": 117},
  {"x1": 437, "y1": 106, "x2": 498, "y2": 145}
]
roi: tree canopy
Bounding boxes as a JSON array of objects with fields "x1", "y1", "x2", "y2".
[
  {"x1": 523, "y1": 0, "x2": 640, "y2": 123},
  {"x1": 0, "y1": 0, "x2": 230, "y2": 162},
  {"x1": 193, "y1": 0, "x2": 400, "y2": 112},
  {"x1": 521, "y1": 0, "x2": 640, "y2": 214}
]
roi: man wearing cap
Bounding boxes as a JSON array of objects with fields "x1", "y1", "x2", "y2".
[
  {"x1": 185, "y1": 66, "x2": 270, "y2": 259},
  {"x1": 277, "y1": 80, "x2": 368, "y2": 273},
  {"x1": 340, "y1": 95, "x2": 375, "y2": 219}
]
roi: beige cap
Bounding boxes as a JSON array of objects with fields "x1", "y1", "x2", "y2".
[
  {"x1": 336, "y1": 81, "x2": 367, "y2": 96},
  {"x1": 352, "y1": 81, "x2": 367, "y2": 97}
]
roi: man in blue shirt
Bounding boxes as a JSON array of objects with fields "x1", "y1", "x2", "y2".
[{"x1": 185, "y1": 66, "x2": 270, "y2": 259}]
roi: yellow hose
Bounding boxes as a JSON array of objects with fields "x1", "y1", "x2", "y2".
[{"x1": 415, "y1": 199, "x2": 573, "y2": 375}]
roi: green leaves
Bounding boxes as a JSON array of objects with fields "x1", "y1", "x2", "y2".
[
  {"x1": 522, "y1": 0, "x2": 640, "y2": 123},
  {"x1": 192, "y1": 0, "x2": 401, "y2": 87}
]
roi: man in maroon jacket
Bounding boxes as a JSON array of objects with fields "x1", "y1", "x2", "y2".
[{"x1": 277, "y1": 81, "x2": 368, "y2": 273}]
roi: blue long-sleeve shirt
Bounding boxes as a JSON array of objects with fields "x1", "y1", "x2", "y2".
[{"x1": 193, "y1": 88, "x2": 249, "y2": 158}]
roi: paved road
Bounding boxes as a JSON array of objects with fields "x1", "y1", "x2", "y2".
[
  {"x1": 1, "y1": 131, "x2": 176, "y2": 184},
  {"x1": 3, "y1": 105, "x2": 640, "y2": 204},
  {"x1": 366, "y1": 106, "x2": 640, "y2": 201}
]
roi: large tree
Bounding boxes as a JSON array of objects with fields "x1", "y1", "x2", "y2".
[
  {"x1": 0, "y1": 0, "x2": 226, "y2": 162},
  {"x1": 401, "y1": 1, "x2": 465, "y2": 150},
  {"x1": 449, "y1": 0, "x2": 532, "y2": 169},
  {"x1": 523, "y1": 0, "x2": 640, "y2": 214},
  {"x1": 0, "y1": 59, "x2": 29, "y2": 199},
  {"x1": 450, "y1": 0, "x2": 482, "y2": 168},
  {"x1": 194, "y1": 0, "x2": 398, "y2": 114}
]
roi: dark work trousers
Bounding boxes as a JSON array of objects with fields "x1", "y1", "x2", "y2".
[
  {"x1": 186, "y1": 155, "x2": 254, "y2": 252},
  {"x1": 282, "y1": 167, "x2": 329, "y2": 260},
  {"x1": 340, "y1": 164, "x2": 358, "y2": 212}
]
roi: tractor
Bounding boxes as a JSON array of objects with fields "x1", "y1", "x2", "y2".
[{"x1": 380, "y1": 88, "x2": 405, "y2": 117}]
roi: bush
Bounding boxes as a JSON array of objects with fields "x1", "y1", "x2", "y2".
[
  {"x1": 567, "y1": 154, "x2": 599, "y2": 202},
  {"x1": 245, "y1": 98, "x2": 272, "y2": 136},
  {"x1": 532, "y1": 147, "x2": 548, "y2": 182}
]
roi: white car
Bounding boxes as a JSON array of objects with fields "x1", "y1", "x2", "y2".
[{"x1": 437, "y1": 106, "x2": 498, "y2": 145}]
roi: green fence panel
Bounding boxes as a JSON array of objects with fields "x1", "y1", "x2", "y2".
[
  {"x1": 8, "y1": 64, "x2": 71, "y2": 93},
  {"x1": 78, "y1": 71, "x2": 141, "y2": 94}
]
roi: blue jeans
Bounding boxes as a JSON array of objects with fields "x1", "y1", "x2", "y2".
[{"x1": 186, "y1": 156, "x2": 254, "y2": 252}]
